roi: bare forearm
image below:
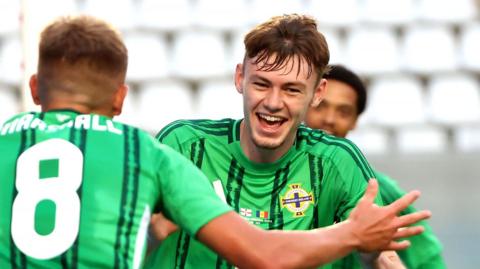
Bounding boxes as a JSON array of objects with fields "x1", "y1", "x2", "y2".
[
  {"x1": 198, "y1": 213, "x2": 359, "y2": 269},
  {"x1": 256, "y1": 221, "x2": 359, "y2": 268}
]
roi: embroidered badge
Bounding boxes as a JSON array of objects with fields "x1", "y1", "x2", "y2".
[{"x1": 280, "y1": 184, "x2": 314, "y2": 217}]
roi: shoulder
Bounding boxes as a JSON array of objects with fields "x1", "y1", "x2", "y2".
[
  {"x1": 155, "y1": 118, "x2": 236, "y2": 144},
  {"x1": 297, "y1": 125, "x2": 365, "y2": 162}
]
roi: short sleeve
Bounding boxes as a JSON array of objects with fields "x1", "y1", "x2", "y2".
[{"x1": 154, "y1": 144, "x2": 233, "y2": 236}]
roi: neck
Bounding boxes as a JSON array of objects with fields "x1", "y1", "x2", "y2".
[{"x1": 239, "y1": 121, "x2": 293, "y2": 164}]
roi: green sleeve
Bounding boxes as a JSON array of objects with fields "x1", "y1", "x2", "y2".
[
  {"x1": 375, "y1": 171, "x2": 446, "y2": 269},
  {"x1": 154, "y1": 143, "x2": 233, "y2": 237},
  {"x1": 323, "y1": 145, "x2": 383, "y2": 221}
]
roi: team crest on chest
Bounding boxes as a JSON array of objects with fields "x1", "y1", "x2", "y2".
[{"x1": 280, "y1": 184, "x2": 314, "y2": 217}]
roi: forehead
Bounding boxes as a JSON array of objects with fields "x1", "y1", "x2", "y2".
[
  {"x1": 245, "y1": 54, "x2": 315, "y2": 82},
  {"x1": 325, "y1": 80, "x2": 358, "y2": 107}
]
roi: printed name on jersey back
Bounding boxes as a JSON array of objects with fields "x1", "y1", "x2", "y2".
[{"x1": 0, "y1": 114, "x2": 122, "y2": 136}]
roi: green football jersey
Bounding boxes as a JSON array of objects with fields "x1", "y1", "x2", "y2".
[
  {"x1": 145, "y1": 119, "x2": 380, "y2": 269},
  {"x1": 0, "y1": 111, "x2": 231, "y2": 269},
  {"x1": 332, "y1": 171, "x2": 446, "y2": 269}
]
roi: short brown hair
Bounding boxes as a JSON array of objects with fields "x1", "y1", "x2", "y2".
[
  {"x1": 243, "y1": 14, "x2": 329, "y2": 85},
  {"x1": 37, "y1": 15, "x2": 128, "y2": 105}
]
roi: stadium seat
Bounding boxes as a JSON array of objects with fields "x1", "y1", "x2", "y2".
[
  {"x1": 113, "y1": 87, "x2": 139, "y2": 127},
  {"x1": 426, "y1": 74, "x2": 480, "y2": 125},
  {"x1": 137, "y1": 0, "x2": 192, "y2": 32},
  {"x1": 319, "y1": 28, "x2": 344, "y2": 65},
  {"x1": 416, "y1": 0, "x2": 477, "y2": 24},
  {"x1": 401, "y1": 25, "x2": 458, "y2": 74},
  {"x1": 249, "y1": 0, "x2": 306, "y2": 26},
  {"x1": 171, "y1": 31, "x2": 228, "y2": 80},
  {"x1": 0, "y1": 86, "x2": 19, "y2": 125},
  {"x1": 459, "y1": 22, "x2": 480, "y2": 72},
  {"x1": 361, "y1": 0, "x2": 415, "y2": 26},
  {"x1": 367, "y1": 76, "x2": 426, "y2": 126},
  {"x1": 344, "y1": 26, "x2": 400, "y2": 75},
  {"x1": 307, "y1": 0, "x2": 360, "y2": 27},
  {"x1": 136, "y1": 80, "x2": 194, "y2": 132},
  {"x1": 396, "y1": 125, "x2": 448, "y2": 154},
  {"x1": 193, "y1": 0, "x2": 249, "y2": 31},
  {"x1": 83, "y1": 0, "x2": 136, "y2": 31},
  {"x1": 454, "y1": 126, "x2": 480, "y2": 153},
  {"x1": 124, "y1": 33, "x2": 169, "y2": 82},
  {"x1": 0, "y1": 0, "x2": 20, "y2": 35},
  {"x1": 0, "y1": 37, "x2": 23, "y2": 85},
  {"x1": 347, "y1": 127, "x2": 389, "y2": 155},
  {"x1": 196, "y1": 79, "x2": 244, "y2": 120}
]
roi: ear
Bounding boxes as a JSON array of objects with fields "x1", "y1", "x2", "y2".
[
  {"x1": 29, "y1": 74, "x2": 41, "y2": 105},
  {"x1": 112, "y1": 84, "x2": 128, "y2": 116},
  {"x1": 310, "y1": 78, "x2": 327, "y2": 108},
  {"x1": 234, "y1": 63, "x2": 244, "y2": 94}
]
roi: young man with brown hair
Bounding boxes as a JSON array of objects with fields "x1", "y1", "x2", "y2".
[{"x1": 146, "y1": 14, "x2": 429, "y2": 268}]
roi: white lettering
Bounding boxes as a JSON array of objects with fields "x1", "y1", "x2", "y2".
[
  {"x1": 74, "y1": 115, "x2": 91, "y2": 130},
  {"x1": 92, "y1": 115, "x2": 107, "y2": 131},
  {"x1": 16, "y1": 114, "x2": 34, "y2": 132},
  {"x1": 106, "y1": 120, "x2": 122, "y2": 135}
]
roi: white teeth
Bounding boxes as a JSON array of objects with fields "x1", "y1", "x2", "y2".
[{"x1": 258, "y1": 114, "x2": 283, "y2": 122}]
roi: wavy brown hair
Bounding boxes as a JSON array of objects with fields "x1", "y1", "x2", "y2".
[{"x1": 243, "y1": 14, "x2": 330, "y2": 86}]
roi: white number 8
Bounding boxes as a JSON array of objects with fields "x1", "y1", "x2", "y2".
[{"x1": 11, "y1": 139, "x2": 83, "y2": 259}]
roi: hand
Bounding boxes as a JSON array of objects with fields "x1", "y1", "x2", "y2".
[
  {"x1": 374, "y1": 251, "x2": 406, "y2": 269},
  {"x1": 348, "y1": 178, "x2": 431, "y2": 252},
  {"x1": 150, "y1": 212, "x2": 179, "y2": 241}
]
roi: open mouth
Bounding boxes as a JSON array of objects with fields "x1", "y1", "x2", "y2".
[{"x1": 257, "y1": 113, "x2": 286, "y2": 128}]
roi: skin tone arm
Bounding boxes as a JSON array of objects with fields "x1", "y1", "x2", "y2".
[{"x1": 189, "y1": 179, "x2": 430, "y2": 269}]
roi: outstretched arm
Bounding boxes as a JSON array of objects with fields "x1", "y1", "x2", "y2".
[{"x1": 196, "y1": 179, "x2": 431, "y2": 269}]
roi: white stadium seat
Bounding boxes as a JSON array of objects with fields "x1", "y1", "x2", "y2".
[
  {"x1": 137, "y1": 0, "x2": 192, "y2": 32},
  {"x1": 136, "y1": 80, "x2": 194, "y2": 132},
  {"x1": 171, "y1": 31, "x2": 228, "y2": 80},
  {"x1": 0, "y1": 86, "x2": 19, "y2": 124},
  {"x1": 459, "y1": 22, "x2": 480, "y2": 72},
  {"x1": 124, "y1": 33, "x2": 170, "y2": 82},
  {"x1": 401, "y1": 25, "x2": 458, "y2": 74},
  {"x1": 416, "y1": 0, "x2": 477, "y2": 24},
  {"x1": 367, "y1": 76, "x2": 426, "y2": 126},
  {"x1": 396, "y1": 125, "x2": 448, "y2": 153},
  {"x1": 426, "y1": 74, "x2": 480, "y2": 125},
  {"x1": 196, "y1": 79, "x2": 244, "y2": 120},
  {"x1": 361, "y1": 0, "x2": 415, "y2": 26},
  {"x1": 345, "y1": 26, "x2": 400, "y2": 75}
]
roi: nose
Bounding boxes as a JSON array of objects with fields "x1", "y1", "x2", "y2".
[
  {"x1": 323, "y1": 109, "x2": 336, "y2": 125},
  {"x1": 263, "y1": 88, "x2": 283, "y2": 111}
]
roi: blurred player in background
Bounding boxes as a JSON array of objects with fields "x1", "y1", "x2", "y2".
[
  {"x1": 305, "y1": 64, "x2": 447, "y2": 269},
  {"x1": 0, "y1": 15, "x2": 431, "y2": 269},
  {"x1": 146, "y1": 14, "x2": 430, "y2": 269}
]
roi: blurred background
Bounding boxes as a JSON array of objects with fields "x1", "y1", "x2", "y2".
[{"x1": 0, "y1": 0, "x2": 479, "y2": 267}]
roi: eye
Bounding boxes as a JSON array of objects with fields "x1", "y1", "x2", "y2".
[
  {"x1": 287, "y1": 88, "x2": 301, "y2": 93},
  {"x1": 253, "y1": 82, "x2": 268, "y2": 88}
]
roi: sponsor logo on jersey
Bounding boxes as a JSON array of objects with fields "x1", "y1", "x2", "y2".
[{"x1": 280, "y1": 184, "x2": 314, "y2": 217}]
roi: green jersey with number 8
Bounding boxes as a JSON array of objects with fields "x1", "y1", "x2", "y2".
[{"x1": 0, "y1": 110, "x2": 232, "y2": 269}]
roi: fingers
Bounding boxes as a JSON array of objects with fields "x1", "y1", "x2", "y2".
[
  {"x1": 387, "y1": 190, "x2": 421, "y2": 213},
  {"x1": 362, "y1": 178, "x2": 379, "y2": 204},
  {"x1": 395, "y1": 210, "x2": 431, "y2": 227},
  {"x1": 393, "y1": 226, "x2": 424, "y2": 239},
  {"x1": 384, "y1": 240, "x2": 411, "y2": 251}
]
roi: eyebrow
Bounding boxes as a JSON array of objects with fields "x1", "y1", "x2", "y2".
[{"x1": 250, "y1": 75, "x2": 307, "y2": 89}]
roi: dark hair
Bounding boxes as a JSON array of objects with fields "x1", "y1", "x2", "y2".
[
  {"x1": 243, "y1": 14, "x2": 330, "y2": 85},
  {"x1": 324, "y1": 64, "x2": 367, "y2": 115}
]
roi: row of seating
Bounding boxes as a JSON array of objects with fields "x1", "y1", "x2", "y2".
[
  {"x1": 2, "y1": 23, "x2": 480, "y2": 85},
  {"x1": 2, "y1": 0, "x2": 478, "y2": 36}
]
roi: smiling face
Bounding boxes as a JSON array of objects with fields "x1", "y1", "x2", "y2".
[
  {"x1": 235, "y1": 55, "x2": 326, "y2": 163},
  {"x1": 305, "y1": 79, "x2": 359, "y2": 138}
]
